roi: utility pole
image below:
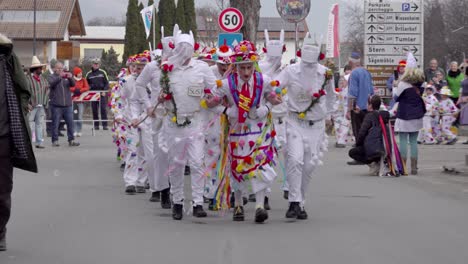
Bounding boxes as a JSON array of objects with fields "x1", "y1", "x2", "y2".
[{"x1": 33, "y1": 0, "x2": 37, "y2": 55}]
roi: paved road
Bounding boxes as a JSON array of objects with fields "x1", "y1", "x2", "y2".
[{"x1": 1, "y1": 128, "x2": 468, "y2": 264}]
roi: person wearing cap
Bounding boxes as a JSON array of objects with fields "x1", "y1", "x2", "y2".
[
  {"x1": 135, "y1": 26, "x2": 175, "y2": 208},
  {"x1": 346, "y1": 52, "x2": 374, "y2": 159},
  {"x1": 157, "y1": 26, "x2": 216, "y2": 220},
  {"x1": 275, "y1": 33, "x2": 336, "y2": 220},
  {"x1": 424, "y1": 58, "x2": 445, "y2": 83},
  {"x1": 25, "y1": 56, "x2": 49, "y2": 148},
  {"x1": 86, "y1": 58, "x2": 110, "y2": 130},
  {"x1": 419, "y1": 85, "x2": 441, "y2": 145},
  {"x1": 207, "y1": 40, "x2": 281, "y2": 223},
  {"x1": 70, "y1": 67, "x2": 89, "y2": 137},
  {"x1": 439, "y1": 86, "x2": 459, "y2": 145},
  {"x1": 386, "y1": 60, "x2": 406, "y2": 108},
  {"x1": 48, "y1": 61, "x2": 80, "y2": 147},
  {"x1": 0, "y1": 33, "x2": 38, "y2": 251}
]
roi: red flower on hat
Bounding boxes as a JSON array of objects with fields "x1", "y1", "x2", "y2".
[
  {"x1": 219, "y1": 44, "x2": 230, "y2": 53},
  {"x1": 296, "y1": 50, "x2": 302, "y2": 57},
  {"x1": 194, "y1": 43, "x2": 200, "y2": 51},
  {"x1": 169, "y1": 42, "x2": 175, "y2": 49},
  {"x1": 157, "y1": 43, "x2": 163, "y2": 50}
]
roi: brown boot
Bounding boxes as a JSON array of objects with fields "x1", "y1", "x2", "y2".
[
  {"x1": 401, "y1": 156, "x2": 408, "y2": 176},
  {"x1": 411, "y1": 158, "x2": 418, "y2": 175}
]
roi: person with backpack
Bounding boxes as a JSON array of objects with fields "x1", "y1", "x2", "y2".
[{"x1": 349, "y1": 95, "x2": 390, "y2": 176}]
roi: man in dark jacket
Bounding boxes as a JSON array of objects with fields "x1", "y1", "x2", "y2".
[
  {"x1": 48, "y1": 61, "x2": 80, "y2": 147},
  {"x1": 0, "y1": 33, "x2": 38, "y2": 251},
  {"x1": 349, "y1": 95, "x2": 390, "y2": 176},
  {"x1": 86, "y1": 58, "x2": 110, "y2": 130}
]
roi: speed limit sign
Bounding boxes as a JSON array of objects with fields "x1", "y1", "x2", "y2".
[{"x1": 218, "y1": 8, "x2": 244, "y2": 33}]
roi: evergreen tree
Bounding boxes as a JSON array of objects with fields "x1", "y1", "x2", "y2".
[
  {"x1": 137, "y1": 2, "x2": 148, "y2": 53},
  {"x1": 158, "y1": 0, "x2": 176, "y2": 38},
  {"x1": 101, "y1": 46, "x2": 121, "y2": 81},
  {"x1": 183, "y1": 0, "x2": 197, "y2": 40},
  {"x1": 123, "y1": 0, "x2": 139, "y2": 64},
  {"x1": 176, "y1": 0, "x2": 187, "y2": 32}
]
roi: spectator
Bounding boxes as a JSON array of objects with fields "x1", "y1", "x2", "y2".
[
  {"x1": 86, "y1": 58, "x2": 110, "y2": 130},
  {"x1": 446, "y1": 61, "x2": 464, "y2": 103},
  {"x1": 346, "y1": 52, "x2": 374, "y2": 165},
  {"x1": 25, "y1": 56, "x2": 49, "y2": 149},
  {"x1": 47, "y1": 61, "x2": 80, "y2": 147},
  {"x1": 458, "y1": 66, "x2": 468, "y2": 143},
  {"x1": 431, "y1": 70, "x2": 447, "y2": 96},
  {"x1": 343, "y1": 64, "x2": 352, "y2": 76},
  {"x1": 348, "y1": 95, "x2": 390, "y2": 176},
  {"x1": 70, "y1": 67, "x2": 89, "y2": 137},
  {"x1": 394, "y1": 68, "x2": 426, "y2": 175},
  {"x1": 0, "y1": 33, "x2": 38, "y2": 251},
  {"x1": 386, "y1": 60, "x2": 406, "y2": 107},
  {"x1": 424, "y1": 58, "x2": 445, "y2": 83}
]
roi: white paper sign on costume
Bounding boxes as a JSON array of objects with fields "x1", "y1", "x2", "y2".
[
  {"x1": 326, "y1": 4, "x2": 340, "y2": 58},
  {"x1": 140, "y1": 5, "x2": 154, "y2": 39}
]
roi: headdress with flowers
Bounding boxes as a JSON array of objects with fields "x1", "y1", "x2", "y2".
[{"x1": 230, "y1": 40, "x2": 259, "y2": 64}]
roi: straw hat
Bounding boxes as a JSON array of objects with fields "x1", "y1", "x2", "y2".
[
  {"x1": 440, "y1": 86, "x2": 453, "y2": 97},
  {"x1": 28, "y1": 56, "x2": 47, "y2": 69}
]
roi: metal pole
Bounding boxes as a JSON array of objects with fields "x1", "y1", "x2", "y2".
[
  {"x1": 295, "y1": 22, "x2": 298, "y2": 61},
  {"x1": 33, "y1": 0, "x2": 37, "y2": 55},
  {"x1": 152, "y1": 5, "x2": 156, "y2": 50}
]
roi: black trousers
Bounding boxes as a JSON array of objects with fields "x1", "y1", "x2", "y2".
[
  {"x1": 351, "y1": 110, "x2": 368, "y2": 138},
  {"x1": 0, "y1": 136, "x2": 13, "y2": 239},
  {"x1": 91, "y1": 96, "x2": 108, "y2": 129},
  {"x1": 349, "y1": 146, "x2": 381, "y2": 164}
]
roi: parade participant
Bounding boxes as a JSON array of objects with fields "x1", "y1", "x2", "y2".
[
  {"x1": 158, "y1": 27, "x2": 216, "y2": 220},
  {"x1": 135, "y1": 26, "x2": 175, "y2": 207},
  {"x1": 439, "y1": 86, "x2": 459, "y2": 145},
  {"x1": 333, "y1": 75, "x2": 354, "y2": 148},
  {"x1": 419, "y1": 85, "x2": 441, "y2": 145},
  {"x1": 276, "y1": 33, "x2": 336, "y2": 219},
  {"x1": 115, "y1": 55, "x2": 148, "y2": 194},
  {"x1": 25, "y1": 56, "x2": 49, "y2": 149},
  {"x1": 259, "y1": 29, "x2": 287, "y2": 207},
  {"x1": 207, "y1": 40, "x2": 281, "y2": 223}
]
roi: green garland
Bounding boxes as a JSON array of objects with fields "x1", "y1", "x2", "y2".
[{"x1": 296, "y1": 69, "x2": 334, "y2": 119}]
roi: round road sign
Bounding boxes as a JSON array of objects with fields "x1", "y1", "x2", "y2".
[{"x1": 218, "y1": 8, "x2": 244, "y2": 33}]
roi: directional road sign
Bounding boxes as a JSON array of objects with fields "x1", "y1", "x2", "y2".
[{"x1": 218, "y1": 33, "x2": 243, "y2": 49}]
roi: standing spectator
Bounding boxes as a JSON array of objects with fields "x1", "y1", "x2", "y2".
[
  {"x1": 446, "y1": 61, "x2": 464, "y2": 103},
  {"x1": 86, "y1": 58, "x2": 110, "y2": 130},
  {"x1": 394, "y1": 68, "x2": 426, "y2": 175},
  {"x1": 70, "y1": 67, "x2": 89, "y2": 137},
  {"x1": 458, "y1": 65, "x2": 468, "y2": 144},
  {"x1": 346, "y1": 52, "x2": 374, "y2": 164},
  {"x1": 386, "y1": 60, "x2": 406, "y2": 107},
  {"x1": 43, "y1": 59, "x2": 64, "y2": 138},
  {"x1": 0, "y1": 33, "x2": 38, "y2": 251},
  {"x1": 47, "y1": 61, "x2": 80, "y2": 147},
  {"x1": 25, "y1": 56, "x2": 49, "y2": 149},
  {"x1": 424, "y1": 58, "x2": 445, "y2": 83}
]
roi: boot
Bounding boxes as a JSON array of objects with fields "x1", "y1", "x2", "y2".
[
  {"x1": 172, "y1": 204, "x2": 183, "y2": 220},
  {"x1": 125, "y1": 185, "x2": 136, "y2": 195},
  {"x1": 411, "y1": 158, "x2": 418, "y2": 175},
  {"x1": 401, "y1": 156, "x2": 408, "y2": 176},
  {"x1": 193, "y1": 205, "x2": 207, "y2": 218},
  {"x1": 0, "y1": 236, "x2": 6, "y2": 251},
  {"x1": 286, "y1": 202, "x2": 300, "y2": 219},
  {"x1": 264, "y1": 196, "x2": 271, "y2": 210},
  {"x1": 160, "y1": 188, "x2": 171, "y2": 209},
  {"x1": 255, "y1": 208, "x2": 269, "y2": 223},
  {"x1": 149, "y1": 191, "x2": 160, "y2": 202},
  {"x1": 136, "y1": 186, "x2": 146, "y2": 193},
  {"x1": 248, "y1": 194, "x2": 256, "y2": 202},
  {"x1": 233, "y1": 206, "x2": 244, "y2": 221},
  {"x1": 297, "y1": 207, "x2": 308, "y2": 220}
]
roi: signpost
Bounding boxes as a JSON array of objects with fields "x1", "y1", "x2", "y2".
[
  {"x1": 364, "y1": 0, "x2": 424, "y2": 96},
  {"x1": 218, "y1": 8, "x2": 244, "y2": 33},
  {"x1": 218, "y1": 33, "x2": 243, "y2": 49}
]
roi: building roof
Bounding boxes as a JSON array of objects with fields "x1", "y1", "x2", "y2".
[
  {"x1": 197, "y1": 16, "x2": 307, "y2": 32},
  {"x1": 70, "y1": 26, "x2": 126, "y2": 42},
  {"x1": 0, "y1": 0, "x2": 86, "y2": 41}
]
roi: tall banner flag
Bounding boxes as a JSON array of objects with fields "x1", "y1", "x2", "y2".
[
  {"x1": 326, "y1": 4, "x2": 340, "y2": 58},
  {"x1": 140, "y1": 5, "x2": 154, "y2": 39}
]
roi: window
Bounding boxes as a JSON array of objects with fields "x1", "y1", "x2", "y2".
[
  {"x1": 84, "y1": 49, "x2": 104, "y2": 60},
  {"x1": 0, "y1": 10, "x2": 61, "y2": 23}
]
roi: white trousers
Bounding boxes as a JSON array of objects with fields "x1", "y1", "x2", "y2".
[
  {"x1": 273, "y1": 115, "x2": 288, "y2": 192},
  {"x1": 441, "y1": 116, "x2": 456, "y2": 141},
  {"x1": 123, "y1": 127, "x2": 146, "y2": 187},
  {"x1": 148, "y1": 117, "x2": 170, "y2": 192},
  {"x1": 286, "y1": 119, "x2": 327, "y2": 206},
  {"x1": 161, "y1": 116, "x2": 205, "y2": 206}
]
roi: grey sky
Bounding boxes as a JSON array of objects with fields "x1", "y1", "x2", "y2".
[{"x1": 79, "y1": 0, "x2": 349, "y2": 36}]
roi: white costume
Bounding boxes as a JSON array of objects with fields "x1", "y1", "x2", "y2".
[
  {"x1": 333, "y1": 74, "x2": 354, "y2": 146},
  {"x1": 276, "y1": 33, "x2": 336, "y2": 217},
  {"x1": 160, "y1": 29, "x2": 216, "y2": 214},
  {"x1": 419, "y1": 90, "x2": 441, "y2": 144},
  {"x1": 439, "y1": 90, "x2": 458, "y2": 142}
]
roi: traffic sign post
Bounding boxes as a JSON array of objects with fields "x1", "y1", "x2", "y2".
[
  {"x1": 218, "y1": 33, "x2": 243, "y2": 49},
  {"x1": 218, "y1": 8, "x2": 244, "y2": 33},
  {"x1": 364, "y1": 0, "x2": 424, "y2": 97}
]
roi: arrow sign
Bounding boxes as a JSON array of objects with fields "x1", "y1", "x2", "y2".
[
  {"x1": 411, "y1": 3, "x2": 419, "y2": 12},
  {"x1": 368, "y1": 36, "x2": 376, "y2": 43},
  {"x1": 368, "y1": 14, "x2": 376, "y2": 22},
  {"x1": 368, "y1": 25, "x2": 376, "y2": 33},
  {"x1": 411, "y1": 46, "x2": 418, "y2": 54}
]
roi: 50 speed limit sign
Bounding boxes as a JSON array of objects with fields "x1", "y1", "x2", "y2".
[{"x1": 218, "y1": 8, "x2": 244, "y2": 33}]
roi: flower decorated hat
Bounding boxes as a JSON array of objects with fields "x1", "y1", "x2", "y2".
[
  {"x1": 230, "y1": 40, "x2": 259, "y2": 64},
  {"x1": 216, "y1": 40, "x2": 234, "y2": 64},
  {"x1": 440, "y1": 86, "x2": 453, "y2": 97}
]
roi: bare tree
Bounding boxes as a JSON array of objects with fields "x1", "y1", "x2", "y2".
[
  {"x1": 230, "y1": 0, "x2": 261, "y2": 43},
  {"x1": 215, "y1": 0, "x2": 229, "y2": 11},
  {"x1": 87, "y1": 16, "x2": 126, "y2": 26},
  {"x1": 197, "y1": 6, "x2": 221, "y2": 47},
  {"x1": 342, "y1": 2, "x2": 365, "y2": 57},
  {"x1": 442, "y1": 0, "x2": 468, "y2": 63}
]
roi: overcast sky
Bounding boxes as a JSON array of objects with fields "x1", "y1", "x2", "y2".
[{"x1": 79, "y1": 0, "x2": 349, "y2": 36}]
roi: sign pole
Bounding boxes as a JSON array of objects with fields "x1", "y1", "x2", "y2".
[
  {"x1": 152, "y1": 5, "x2": 156, "y2": 51},
  {"x1": 33, "y1": 0, "x2": 37, "y2": 56},
  {"x1": 295, "y1": 22, "x2": 298, "y2": 61}
]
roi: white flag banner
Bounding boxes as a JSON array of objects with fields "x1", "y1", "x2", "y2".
[
  {"x1": 326, "y1": 4, "x2": 340, "y2": 58},
  {"x1": 140, "y1": 5, "x2": 154, "y2": 39}
]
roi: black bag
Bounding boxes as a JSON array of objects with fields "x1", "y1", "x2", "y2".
[{"x1": 364, "y1": 115, "x2": 385, "y2": 160}]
